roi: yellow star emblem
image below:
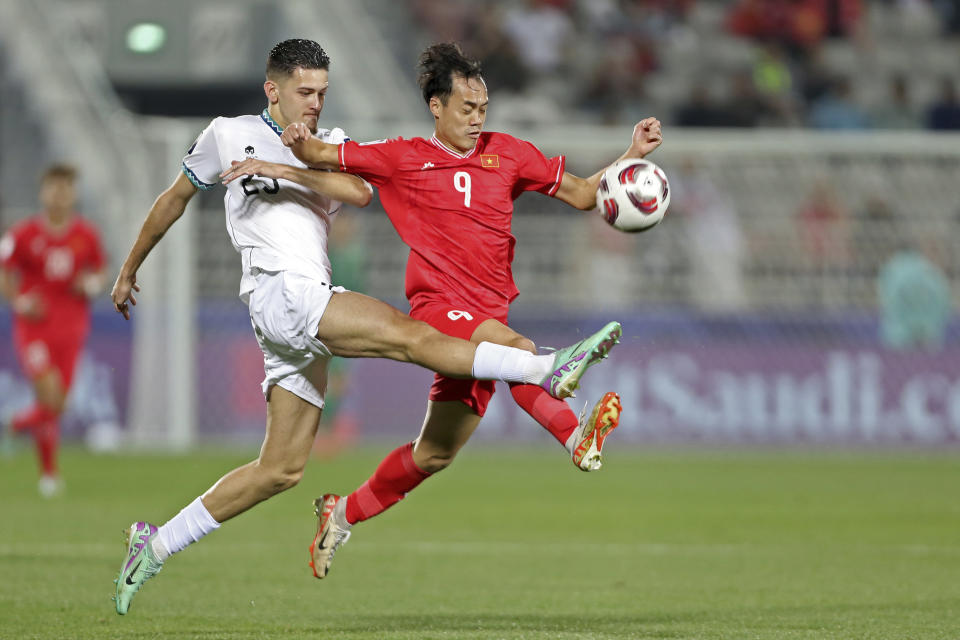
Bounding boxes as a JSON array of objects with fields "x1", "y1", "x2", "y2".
[{"x1": 480, "y1": 154, "x2": 499, "y2": 168}]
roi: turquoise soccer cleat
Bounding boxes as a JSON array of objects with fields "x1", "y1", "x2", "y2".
[
  {"x1": 540, "y1": 321, "x2": 622, "y2": 399},
  {"x1": 114, "y1": 521, "x2": 163, "y2": 615}
]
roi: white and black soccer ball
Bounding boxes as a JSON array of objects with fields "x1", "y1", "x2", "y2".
[{"x1": 596, "y1": 159, "x2": 670, "y2": 233}]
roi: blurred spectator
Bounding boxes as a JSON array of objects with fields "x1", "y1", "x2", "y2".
[
  {"x1": 871, "y1": 75, "x2": 922, "y2": 129},
  {"x1": 752, "y1": 43, "x2": 800, "y2": 124},
  {"x1": 925, "y1": 77, "x2": 960, "y2": 130},
  {"x1": 727, "y1": 0, "x2": 793, "y2": 44},
  {"x1": 812, "y1": 0, "x2": 864, "y2": 39},
  {"x1": 676, "y1": 69, "x2": 784, "y2": 128},
  {"x1": 312, "y1": 211, "x2": 367, "y2": 458},
  {"x1": 851, "y1": 194, "x2": 901, "y2": 277},
  {"x1": 798, "y1": 43, "x2": 834, "y2": 103},
  {"x1": 796, "y1": 179, "x2": 850, "y2": 269},
  {"x1": 579, "y1": 34, "x2": 655, "y2": 125},
  {"x1": 727, "y1": 0, "x2": 863, "y2": 46},
  {"x1": 411, "y1": 0, "x2": 474, "y2": 42},
  {"x1": 725, "y1": 69, "x2": 773, "y2": 126},
  {"x1": 878, "y1": 249, "x2": 951, "y2": 350},
  {"x1": 672, "y1": 159, "x2": 748, "y2": 311},
  {"x1": 727, "y1": 0, "x2": 863, "y2": 58},
  {"x1": 674, "y1": 86, "x2": 729, "y2": 127},
  {"x1": 807, "y1": 75, "x2": 869, "y2": 129},
  {"x1": 469, "y1": 7, "x2": 529, "y2": 93},
  {"x1": 501, "y1": 0, "x2": 574, "y2": 74},
  {"x1": 931, "y1": 0, "x2": 960, "y2": 34}
]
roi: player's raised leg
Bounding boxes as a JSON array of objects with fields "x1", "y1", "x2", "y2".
[
  {"x1": 315, "y1": 290, "x2": 620, "y2": 400},
  {"x1": 115, "y1": 385, "x2": 322, "y2": 614},
  {"x1": 309, "y1": 400, "x2": 480, "y2": 578}
]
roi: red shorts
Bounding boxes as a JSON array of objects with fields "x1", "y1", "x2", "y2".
[
  {"x1": 410, "y1": 300, "x2": 507, "y2": 417},
  {"x1": 13, "y1": 324, "x2": 85, "y2": 389}
]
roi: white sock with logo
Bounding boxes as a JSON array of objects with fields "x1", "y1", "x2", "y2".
[
  {"x1": 151, "y1": 497, "x2": 221, "y2": 561},
  {"x1": 471, "y1": 342, "x2": 553, "y2": 384}
]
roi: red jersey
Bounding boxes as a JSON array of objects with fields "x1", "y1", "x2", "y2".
[
  {"x1": 339, "y1": 132, "x2": 565, "y2": 313},
  {"x1": 0, "y1": 215, "x2": 105, "y2": 335}
]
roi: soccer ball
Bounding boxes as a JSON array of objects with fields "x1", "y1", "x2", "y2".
[{"x1": 596, "y1": 159, "x2": 670, "y2": 233}]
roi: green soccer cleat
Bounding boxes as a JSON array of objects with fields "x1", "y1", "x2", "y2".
[
  {"x1": 540, "y1": 321, "x2": 622, "y2": 399},
  {"x1": 115, "y1": 522, "x2": 163, "y2": 615}
]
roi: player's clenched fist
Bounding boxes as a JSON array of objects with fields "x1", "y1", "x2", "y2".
[
  {"x1": 281, "y1": 122, "x2": 312, "y2": 147},
  {"x1": 631, "y1": 117, "x2": 662, "y2": 158}
]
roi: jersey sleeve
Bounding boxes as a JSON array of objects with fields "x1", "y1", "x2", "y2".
[
  {"x1": 317, "y1": 128, "x2": 354, "y2": 215},
  {"x1": 324, "y1": 127, "x2": 351, "y2": 145},
  {"x1": 338, "y1": 138, "x2": 407, "y2": 187},
  {"x1": 181, "y1": 119, "x2": 221, "y2": 191},
  {"x1": 512, "y1": 138, "x2": 566, "y2": 197}
]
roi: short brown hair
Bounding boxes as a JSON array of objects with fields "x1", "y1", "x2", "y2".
[
  {"x1": 41, "y1": 164, "x2": 77, "y2": 183},
  {"x1": 266, "y1": 39, "x2": 330, "y2": 79}
]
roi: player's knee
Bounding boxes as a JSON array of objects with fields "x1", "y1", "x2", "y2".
[
  {"x1": 260, "y1": 465, "x2": 304, "y2": 494},
  {"x1": 399, "y1": 318, "x2": 439, "y2": 362},
  {"x1": 35, "y1": 383, "x2": 66, "y2": 414},
  {"x1": 415, "y1": 450, "x2": 458, "y2": 474},
  {"x1": 505, "y1": 335, "x2": 536, "y2": 354}
]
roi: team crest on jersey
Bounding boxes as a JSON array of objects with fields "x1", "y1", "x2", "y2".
[
  {"x1": 480, "y1": 154, "x2": 499, "y2": 168},
  {"x1": 244, "y1": 145, "x2": 255, "y2": 156}
]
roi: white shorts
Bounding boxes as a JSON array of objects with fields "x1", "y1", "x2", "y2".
[{"x1": 246, "y1": 269, "x2": 346, "y2": 408}]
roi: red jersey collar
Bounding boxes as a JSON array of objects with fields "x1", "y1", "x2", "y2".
[
  {"x1": 430, "y1": 134, "x2": 478, "y2": 159},
  {"x1": 38, "y1": 212, "x2": 79, "y2": 238}
]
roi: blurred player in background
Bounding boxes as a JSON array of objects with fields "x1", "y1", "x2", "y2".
[
  {"x1": 0, "y1": 164, "x2": 106, "y2": 497},
  {"x1": 223, "y1": 42, "x2": 661, "y2": 579},
  {"x1": 111, "y1": 39, "x2": 619, "y2": 615},
  {"x1": 312, "y1": 213, "x2": 366, "y2": 458}
]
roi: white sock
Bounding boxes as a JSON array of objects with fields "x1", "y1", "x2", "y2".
[
  {"x1": 151, "y1": 496, "x2": 221, "y2": 561},
  {"x1": 334, "y1": 496, "x2": 351, "y2": 530},
  {"x1": 471, "y1": 342, "x2": 553, "y2": 384}
]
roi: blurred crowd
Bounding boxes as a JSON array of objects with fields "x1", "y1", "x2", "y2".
[{"x1": 409, "y1": 0, "x2": 960, "y2": 130}]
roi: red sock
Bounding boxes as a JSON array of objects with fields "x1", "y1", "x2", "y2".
[
  {"x1": 344, "y1": 442, "x2": 431, "y2": 525},
  {"x1": 509, "y1": 383, "x2": 579, "y2": 446},
  {"x1": 12, "y1": 404, "x2": 57, "y2": 434},
  {"x1": 34, "y1": 418, "x2": 59, "y2": 476}
]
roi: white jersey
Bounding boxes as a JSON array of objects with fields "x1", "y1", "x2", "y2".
[{"x1": 182, "y1": 109, "x2": 349, "y2": 301}]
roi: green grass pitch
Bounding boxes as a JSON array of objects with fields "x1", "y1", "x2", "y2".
[{"x1": 1, "y1": 445, "x2": 958, "y2": 639}]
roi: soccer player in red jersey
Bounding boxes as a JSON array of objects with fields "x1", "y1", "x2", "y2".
[
  {"x1": 222, "y1": 42, "x2": 662, "y2": 578},
  {"x1": 0, "y1": 164, "x2": 106, "y2": 496}
]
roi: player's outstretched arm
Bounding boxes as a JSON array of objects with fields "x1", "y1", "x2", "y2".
[
  {"x1": 554, "y1": 117, "x2": 663, "y2": 211},
  {"x1": 219, "y1": 159, "x2": 372, "y2": 207},
  {"x1": 111, "y1": 172, "x2": 198, "y2": 320},
  {"x1": 0, "y1": 268, "x2": 43, "y2": 319},
  {"x1": 280, "y1": 122, "x2": 341, "y2": 170}
]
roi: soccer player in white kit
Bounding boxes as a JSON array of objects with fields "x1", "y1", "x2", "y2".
[{"x1": 110, "y1": 39, "x2": 622, "y2": 615}]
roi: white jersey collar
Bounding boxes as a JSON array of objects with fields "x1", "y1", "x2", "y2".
[{"x1": 261, "y1": 109, "x2": 283, "y2": 138}]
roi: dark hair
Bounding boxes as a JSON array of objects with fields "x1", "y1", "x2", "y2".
[
  {"x1": 417, "y1": 42, "x2": 482, "y2": 105},
  {"x1": 266, "y1": 39, "x2": 330, "y2": 78},
  {"x1": 41, "y1": 163, "x2": 77, "y2": 183}
]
